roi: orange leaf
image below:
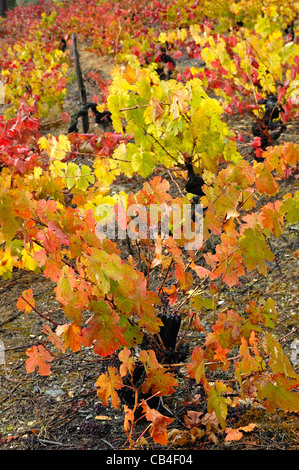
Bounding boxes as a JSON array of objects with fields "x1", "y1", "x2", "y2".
[
  {"x1": 254, "y1": 161, "x2": 279, "y2": 196},
  {"x1": 42, "y1": 325, "x2": 65, "y2": 352},
  {"x1": 16, "y1": 289, "x2": 35, "y2": 314},
  {"x1": 187, "y1": 347, "x2": 205, "y2": 384},
  {"x1": 142, "y1": 368, "x2": 178, "y2": 397},
  {"x1": 225, "y1": 423, "x2": 257, "y2": 441},
  {"x1": 141, "y1": 400, "x2": 173, "y2": 445},
  {"x1": 95, "y1": 366, "x2": 123, "y2": 409},
  {"x1": 82, "y1": 302, "x2": 127, "y2": 357},
  {"x1": 25, "y1": 345, "x2": 54, "y2": 376},
  {"x1": 214, "y1": 344, "x2": 229, "y2": 364},
  {"x1": 239, "y1": 423, "x2": 257, "y2": 432},
  {"x1": 56, "y1": 322, "x2": 82, "y2": 352},
  {"x1": 123, "y1": 405, "x2": 135, "y2": 432},
  {"x1": 118, "y1": 347, "x2": 135, "y2": 377},
  {"x1": 225, "y1": 428, "x2": 243, "y2": 442}
]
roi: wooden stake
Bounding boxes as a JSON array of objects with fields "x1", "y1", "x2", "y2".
[{"x1": 72, "y1": 32, "x2": 89, "y2": 133}]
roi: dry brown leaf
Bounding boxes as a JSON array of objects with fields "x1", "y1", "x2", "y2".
[
  {"x1": 207, "y1": 430, "x2": 219, "y2": 444},
  {"x1": 167, "y1": 428, "x2": 190, "y2": 446},
  {"x1": 201, "y1": 411, "x2": 219, "y2": 428},
  {"x1": 190, "y1": 426, "x2": 205, "y2": 442},
  {"x1": 184, "y1": 410, "x2": 203, "y2": 428}
]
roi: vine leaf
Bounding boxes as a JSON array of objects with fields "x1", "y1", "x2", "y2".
[
  {"x1": 82, "y1": 302, "x2": 127, "y2": 357},
  {"x1": 16, "y1": 289, "x2": 35, "y2": 314},
  {"x1": 55, "y1": 265, "x2": 77, "y2": 307},
  {"x1": 254, "y1": 162, "x2": 279, "y2": 196},
  {"x1": 56, "y1": 322, "x2": 82, "y2": 352},
  {"x1": 265, "y1": 333, "x2": 299, "y2": 379},
  {"x1": 118, "y1": 347, "x2": 135, "y2": 377},
  {"x1": 260, "y1": 201, "x2": 283, "y2": 237},
  {"x1": 142, "y1": 368, "x2": 178, "y2": 397},
  {"x1": 225, "y1": 423, "x2": 257, "y2": 442},
  {"x1": 95, "y1": 366, "x2": 123, "y2": 409},
  {"x1": 139, "y1": 349, "x2": 178, "y2": 396},
  {"x1": 123, "y1": 405, "x2": 135, "y2": 432},
  {"x1": 239, "y1": 228, "x2": 274, "y2": 275},
  {"x1": 42, "y1": 324, "x2": 65, "y2": 353},
  {"x1": 25, "y1": 345, "x2": 54, "y2": 376},
  {"x1": 239, "y1": 336, "x2": 261, "y2": 373},
  {"x1": 206, "y1": 381, "x2": 232, "y2": 429},
  {"x1": 141, "y1": 400, "x2": 173, "y2": 445},
  {"x1": 187, "y1": 346, "x2": 205, "y2": 384},
  {"x1": 257, "y1": 373, "x2": 299, "y2": 413}
]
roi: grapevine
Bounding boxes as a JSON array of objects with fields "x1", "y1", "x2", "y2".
[{"x1": 0, "y1": 0, "x2": 298, "y2": 450}]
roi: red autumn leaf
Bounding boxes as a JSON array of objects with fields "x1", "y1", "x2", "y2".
[
  {"x1": 224, "y1": 105, "x2": 234, "y2": 115},
  {"x1": 25, "y1": 345, "x2": 54, "y2": 376},
  {"x1": 60, "y1": 111, "x2": 69, "y2": 122},
  {"x1": 173, "y1": 50, "x2": 183, "y2": 59},
  {"x1": 250, "y1": 136, "x2": 261, "y2": 149},
  {"x1": 82, "y1": 302, "x2": 127, "y2": 357},
  {"x1": 249, "y1": 56, "x2": 259, "y2": 69},
  {"x1": 213, "y1": 344, "x2": 229, "y2": 364}
]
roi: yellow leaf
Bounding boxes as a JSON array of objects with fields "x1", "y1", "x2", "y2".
[
  {"x1": 21, "y1": 249, "x2": 38, "y2": 271},
  {"x1": 50, "y1": 135, "x2": 71, "y2": 161},
  {"x1": 34, "y1": 166, "x2": 43, "y2": 180}
]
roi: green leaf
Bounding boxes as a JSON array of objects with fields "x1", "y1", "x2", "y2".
[
  {"x1": 65, "y1": 162, "x2": 80, "y2": 190},
  {"x1": 239, "y1": 228, "x2": 274, "y2": 275},
  {"x1": 76, "y1": 164, "x2": 95, "y2": 191},
  {"x1": 257, "y1": 374, "x2": 299, "y2": 413},
  {"x1": 131, "y1": 150, "x2": 156, "y2": 178},
  {"x1": 265, "y1": 333, "x2": 299, "y2": 379},
  {"x1": 191, "y1": 294, "x2": 216, "y2": 311},
  {"x1": 206, "y1": 381, "x2": 231, "y2": 429}
]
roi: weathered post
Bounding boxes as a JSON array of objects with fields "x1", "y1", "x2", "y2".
[{"x1": 72, "y1": 32, "x2": 89, "y2": 133}]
